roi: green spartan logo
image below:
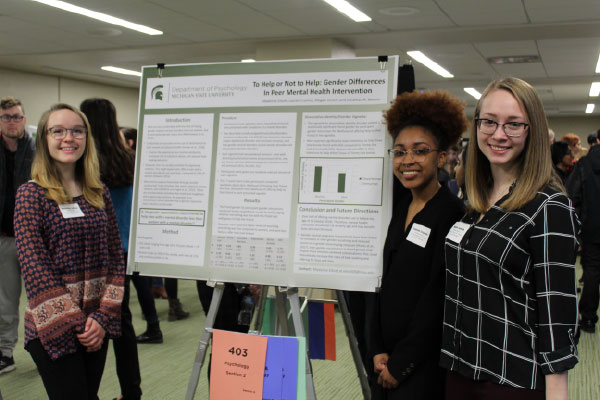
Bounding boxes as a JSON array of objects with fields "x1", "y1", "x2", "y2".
[{"x1": 151, "y1": 85, "x2": 164, "y2": 100}]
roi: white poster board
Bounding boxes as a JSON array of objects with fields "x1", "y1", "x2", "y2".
[{"x1": 128, "y1": 57, "x2": 398, "y2": 291}]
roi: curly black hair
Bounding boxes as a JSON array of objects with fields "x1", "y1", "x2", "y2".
[{"x1": 385, "y1": 90, "x2": 468, "y2": 150}]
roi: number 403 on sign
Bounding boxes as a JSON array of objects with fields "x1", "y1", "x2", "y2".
[{"x1": 229, "y1": 347, "x2": 248, "y2": 357}]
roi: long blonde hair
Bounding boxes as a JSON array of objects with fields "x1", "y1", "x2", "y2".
[
  {"x1": 465, "y1": 77, "x2": 562, "y2": 213},
  {"x1": 31, "y1": 103, "x2": 104, "y2": 208}
]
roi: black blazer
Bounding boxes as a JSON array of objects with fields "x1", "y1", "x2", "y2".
[{"x1": 369, "y1": 185, "x2": 463, "y2": 399}]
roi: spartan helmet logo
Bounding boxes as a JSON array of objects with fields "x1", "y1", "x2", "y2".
[{"x1": 151, "y1": 85, "x2": 164, "y2": 101}]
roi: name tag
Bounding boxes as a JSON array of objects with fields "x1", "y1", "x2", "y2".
[
  {"x1": 59, "y1": 203, "x2": 84, "y2": 219},
  {"x1": 446, "y1": 221, "x2": 471, "y2": 244},
  {"x1": 406, "y1": 223, "x2": 431, "y2": 248}
]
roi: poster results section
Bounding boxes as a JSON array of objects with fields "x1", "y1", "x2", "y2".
[
  {"x1": 210, "y1": 113, "x2": 296, "y2": 276},
  {"x1": 133, "y1": 113, "x2": 213, "y2": 267},
  {"x1": 292, "y1": 112, "x2": 388, "y2": 290}
]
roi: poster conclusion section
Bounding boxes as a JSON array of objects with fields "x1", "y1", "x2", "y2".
[{"x1": 130, "y1": 58, "x2": 397, "y2": 291}]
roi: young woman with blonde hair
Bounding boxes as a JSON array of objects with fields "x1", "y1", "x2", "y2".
[
  {"x1": 14, "y1": 103, "x2": 124, "y2": 399},
  {"x1": 441, "y1": 77, "x2": 579, "y2": 400}
]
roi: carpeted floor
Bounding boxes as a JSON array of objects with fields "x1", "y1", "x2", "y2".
[{"x1": 1, "y1": 265, "x2": 598, "y2": 399}]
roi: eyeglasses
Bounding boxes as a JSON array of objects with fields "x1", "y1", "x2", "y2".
[
  {"x1": 388, "y1": 148, "x2": 439, "y2": 161},
  {"x1": 0, "y1": 114, "x2": 24, "y2": 123},
  {"x1": 475, "y1": 118, "x2": 528, "y2": 138},
  {"x1": 48, "y1": 126, "x2": 87, "y2": 139}
]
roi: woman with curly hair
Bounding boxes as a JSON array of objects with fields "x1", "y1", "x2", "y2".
[
  {"x1": 441, "y1": 77, "x2": 579, "y2": 400},
  {"x1": 368, "y1": 90, "x2": 468, "y2": 399}
]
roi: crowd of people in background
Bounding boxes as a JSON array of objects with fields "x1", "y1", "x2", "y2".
[{"x1": 0, "y1": 74, "x2": 598, "y2": 400}]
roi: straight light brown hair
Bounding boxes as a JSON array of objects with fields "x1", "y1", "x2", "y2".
[
  {"x1": 465, "y1": 77, "x2": 563, "y2": 213},
  {"x1": 31, "y1": 103, "x2": 104, "y2": 208}
]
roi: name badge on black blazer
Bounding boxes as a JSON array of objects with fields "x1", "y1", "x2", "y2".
[
  {"x1": 446, "y1": 221, "x2": 470, "y2": 243},
  {"x1": 406, "y1": 223, "x2": 431, "y2": 248}
]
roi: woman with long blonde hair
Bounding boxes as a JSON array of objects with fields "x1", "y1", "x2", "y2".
[
  {"x1": 14, "y1": 103, "x2": 124, "y2": 399},
  {"x1": 441, "y1": 78, "x2": 579, "y2": 400}
]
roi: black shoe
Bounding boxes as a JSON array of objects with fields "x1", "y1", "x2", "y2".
[
  {"x1": 136, "y1": 329, "x2": 163, "y2": 344},
  {"x1": 579, "y1": 319, "x2": 596, "y2": 333},
  {"x1": 0, "y1": 355, "x2": 15, "y2": 374}
]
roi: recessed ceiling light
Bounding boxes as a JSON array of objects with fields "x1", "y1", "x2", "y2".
[
  {"x1": 241, "y1": 59, "x2": 256, "y2": 63},
  {"x1": 407, "y1": 51, "x2": 454, "y2": 78},
  {"x1": 321, "y1": 0, "x2": 371, "y2": 22},
  {"x1": 31, "y1": 0, "x2": 163, "y2": 35},
  {"x1": 101, "y1": 66, "x2": 141, "y2": 77},
  {"x1": 596, "y1": 54, "x2": 600, "y2": 73},
  {"x1": 589, "y1": 82, "x2": 600, "y2": 97},
  {"x1": 586, "y1": 104, "x2": 595, "y2": 114},
  {"x1": 487, "y1": 55, "x2": 540, "y2": 64},
  {"x1": 378, "y1": 7, "x2": 420, "y2": 16},
  {"x1": 464, "y1": 88, "x2": 482, "y2": 100}
]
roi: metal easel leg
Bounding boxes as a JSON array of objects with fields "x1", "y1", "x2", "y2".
[
  {"x1": 252, "y1": 285, "x2": 270, "y2": 333},
  {"x1": 185, "y1": 282, "x2": 225, "y2": 400},
  {"x1": 288, "y1": 287, "x2": 317, "y2": 400},
  {"x1": 274, "y1": 287, "x2": 290, "y2": 336}
]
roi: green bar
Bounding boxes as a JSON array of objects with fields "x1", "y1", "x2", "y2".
[
  {"x1": 338, "y1": 173, "x2": 346, "y2": 193},
  {"x1": 313, "y1": 166, "x2": 322, "y2": 192}
]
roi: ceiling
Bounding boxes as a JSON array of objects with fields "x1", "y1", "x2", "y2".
[{"x1": 2, "y1": 0, "x2": 600, "y2": 116}]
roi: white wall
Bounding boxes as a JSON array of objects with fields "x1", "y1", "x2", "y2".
[
  {"x1": 0, "y1": 67, "x2": 139, "y2": 129},
  {"x1": 547, "y1": 116, "x2": 600, "y2": 145}
]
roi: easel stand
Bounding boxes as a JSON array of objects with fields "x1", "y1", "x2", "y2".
[{"x1": 185, "y1": 283, "x2": 317, "y2": 400}]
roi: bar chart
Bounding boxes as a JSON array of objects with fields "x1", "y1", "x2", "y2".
[{"x1": 299, "y1": 157, "x2": 383, "y2": 205}]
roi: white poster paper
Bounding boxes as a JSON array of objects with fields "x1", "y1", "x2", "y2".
[
  {"x1": 211, "y1": 113, "x2": 296, "y2": 271},
  {"x1": 135, "y1": 113, "x2": 214, "y2": 265},
  {"x1": 293, "y1": 112, "x2": 387, "y2": 276}
]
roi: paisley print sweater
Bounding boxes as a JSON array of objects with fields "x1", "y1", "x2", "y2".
[{"x1": 14, "y1": 181, "x2": 124, "y2": 360}]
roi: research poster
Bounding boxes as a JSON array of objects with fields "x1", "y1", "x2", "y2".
[{"x1": 129, "y1": 57, "x2": 398, "y2": 291}]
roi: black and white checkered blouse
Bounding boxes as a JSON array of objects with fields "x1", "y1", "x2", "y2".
[{"x1": 440, "y1": 185, "x2": 579, "y2": 390}]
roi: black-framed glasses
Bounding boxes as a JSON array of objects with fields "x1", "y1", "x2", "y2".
[
  {"x1": 0, "y1": 114, "x2": 24, "y2": 123},
  {"x1": 475, "y1": 118, "x2": 528, "y2": 138},
  {"x1": 388, "y1": 148, "x2": 439, "y2": 161},
  {"x1": 48, "y1": 126, "x2": 87, "y2": 139}
]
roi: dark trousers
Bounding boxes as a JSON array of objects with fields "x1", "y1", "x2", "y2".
[
  {"x1": 344, "y1": 291, "x2": 377, "y2": 382},
  {"x1": 445, "y1": 371, "x2": 544, "y2": 400},
  {"x1": 113, "y1": 275, "x2": 142, "y2": 399},
  {"x1": 27, "y1": 338, "x2": 109, "y2": 400},
  {"x1": 196, "y1": 281, "x2": 246, "y2": 333},
  {"x1": 165, "y1": 277, "x2": 178, "y2": 299},
  {"x1": 579, "y1": 240, "x2": 600, "y2": 323},
  {"x1": 131, "y1": 273, "x2": 159, "y2": 325}
]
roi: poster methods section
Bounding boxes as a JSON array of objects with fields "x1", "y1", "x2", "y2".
[{"x1": 130, "y1": 57, "x2": 397, "y2": 291}]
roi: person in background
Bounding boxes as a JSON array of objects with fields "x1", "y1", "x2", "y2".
[
  {"x1": 0, "y1": 97, "x2": 34, "y2": 375},
  {"x1": 442, "y1": 77, "x2": 579, "y2": 400},
  {"x1": 164, "y1": 278, "x2": 190, "y2": 321},
  {"x1": 586, "y1": 131, "x2": 598, "y2": 148},
  {"x1": 561, "y1": 133, "x2": 584, "y2": 161},
  {"x1": 448, "y1": 142, "x2": 468, "y2": 203},
  {"x1": 548, "y1": 128, "x2": 555, "y2": 144},
  {"x1": 120, "y1": 127, "x2": 137, "y2": 151},
  {"x1": 14, "y1": 103, "x2": 125, "y2": 399},
  {"x1": 566, "y1": 131, "x2": 600, "y2": 334},
  {"x1": 551, "y1": 141, "x2": 574, "y2": 184},
  {"x1": 443, "y1": 145, "x2": 459, "y2": 177},
  {"x1": 80, "y1": 98, "x2": 142, "y2": 400},
  {"x1": 369, "y1": 90, "x2": 467, "y2": 399}
]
